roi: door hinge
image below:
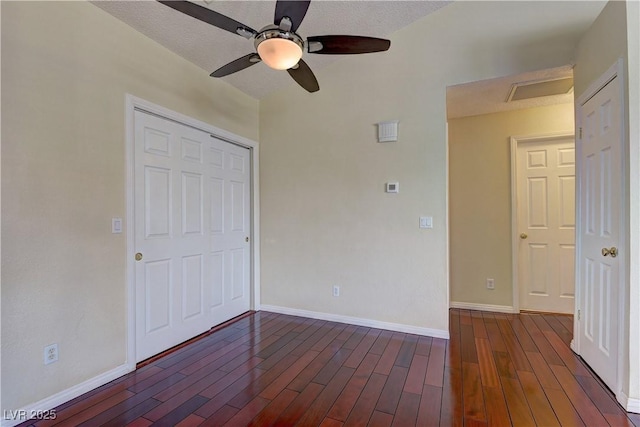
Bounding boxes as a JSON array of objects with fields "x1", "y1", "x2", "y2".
[
  {"x1": 579, "y1": 127, "x2": 583, "y2": 140},
  {"x1": 578, "y1": 309, "x2": 581, "y2": 321}
]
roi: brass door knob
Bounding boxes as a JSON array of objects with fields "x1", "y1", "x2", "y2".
[
  {"x1": 135, "y1": 253, "x2": 143, "y2": 261},
  {"x1": 520, "y1": 233, "x2": 528, "y2": 239},
  {"x1": 602, "y1": 247, "x2": 618, "y2": 258}
]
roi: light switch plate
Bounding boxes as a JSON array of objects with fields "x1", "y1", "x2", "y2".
[
  {"x1": 112, "y1": 218, "x2": 123, "y2": 234},
  {"x1": 419, "y1": 216, "x2": 433, "y2": 229}
]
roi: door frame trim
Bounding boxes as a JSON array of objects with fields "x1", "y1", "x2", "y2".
[
  {"x1": 573, "y1": 58, "x2": 626, "y2": 402},
  {"x1": 124, "y1": 94, "x2": 261, "y2": 370},
  {"x1": 510, "y1": 132, "x2": 575, "y2": 314}
]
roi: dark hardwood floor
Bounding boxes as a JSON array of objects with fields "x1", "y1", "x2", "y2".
[{"x1": 18, "y1": 309, "x2": 640, "y2": 426}]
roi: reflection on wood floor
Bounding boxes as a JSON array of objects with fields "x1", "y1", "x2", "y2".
[{"x1": 18, "y1": 309, "x2": 640, "y2": 426}]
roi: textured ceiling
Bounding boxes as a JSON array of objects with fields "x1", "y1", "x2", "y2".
[
  {"x1": 93, "y1": 0, "x2": 451, "y2": 99},
  {"x1": 447, "y1": 65, "x2": 575, "y2": 119}
]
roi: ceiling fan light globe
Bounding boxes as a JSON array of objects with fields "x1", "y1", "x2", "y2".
[{"x1": 257, "y1": 38, "x2": 303, "y2": 70}]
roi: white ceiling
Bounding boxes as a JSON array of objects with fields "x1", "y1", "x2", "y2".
[
  {"x1": 93, "y1": 0, "x2": 451, "y2": 99},
  {"x1": 447, "y1": 65, "x2": 575, "y2": 119}
]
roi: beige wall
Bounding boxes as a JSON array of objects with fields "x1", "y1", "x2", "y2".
[
  {"x1": 1, "y1": 2, "x2": 258, "y2": 410},
  {"x1": 258, "y1": 1, "x2": 600, "y2": 333},
  {"x1": 575, "y1": 0, "x2": 640, "y2": 409},
  {"x1": 448, "y1": 104, "x2": 575, "y2": 308}
]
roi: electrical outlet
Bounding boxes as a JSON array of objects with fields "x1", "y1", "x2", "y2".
[
  {"x1": 333, "y1": 285, "x2": 340, "y2": 297},
  {"x1": 486, "y1": 278, "x2": 495, "y2": 290},
  {"x1": 44, "y1": 343, "x2": 58, "y2": 365}
]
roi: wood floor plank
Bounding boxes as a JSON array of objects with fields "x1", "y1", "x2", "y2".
[
  {"x1": 174, "y1": 414, "x2": 205, "y2": 427},
  {"x1": 390, "y1": 392, "x2": 420, "y2": 426},
  {"x1": 574, "y1": 373, "x2": 628, "y2": 416},
  {"x1": 342, "y1": 327, "x2": 370, "y2": 350},
  {"x1": 222, "y1": 396, "x2": 270, "y2": 426},
  {"x1": 475, "y1": 338, "x2": 499, "y2": 388},
  {"x1": 100, "y1": 398, "x2": 163, "y2": 427},
  {"x1": 226, "y1": 353, "x2": 298, "y2": 409},
  {"x1": 343, "y1": 329, "x2": 381, "y2": 369},
  {"x1": 459, "y1": 310, "x2": 472, "y2": 325},
  {"x1": 542, "y1": 388, "x2": 586, "y2": 427},
  {"x1": 519, "y1": 314, "x2": 565, "y2": 366},
  {"x1": 373, "y1": 332, "x2": 405, "y2": 375},
  {"x1": 51, "y1": 390, "x2": 135, "y2": 427},
  {"x1": 369, "y1": 330, "x2": 393, "y2": 356},
  {"x1": 460, "y1": 324, "x2": 478, "y2": 363},
  {"x1": 415, "y1": 336, "x2": 432, "y2": 357},
  {"x1": 70, "y1": 373, "x2": 187, "y2": 427},
  {"x1": 259, "y1": 350, "x2": 319, "y2": 400},
  {"x1": 482, "y1": 386, "x2": 511, "y2": 427},
  {"x1": 327, "y1": 352, "x2": 380, "y2": 422},
  {"x1": 550, "y1": 364, "x2": 609, "y2": 425},
  {"x1": 343, "y1": 373, "x2": 388, "y2": 427},
  {"x1": 125, "y1": 418, "x2": 152, "y2": 427},
  {"x1": 484, "y1": 321, "x2": 508, "y2": 353},
  {"x1": 200, "y1": 404, "x2": 238, "y2": 426},
  {"x1": 295, "y1": 366, "x2": 355, "y2": 426},
  {"x1": 525, "y1": 351, "x2": 561, "y2": 390},
  {"x1": 509, "y1": 318, "x2": 539, "y2": 352},
  {"x1": 493, "y1": 351, "x2": 516, "y2": 379},
  {"x1": 288, "y1": 340, "x2": 346, "y2": 392},
  {"x1": 440, "y1": 367, "x2": 463, "y2": 427},
  {"x1": 368, "y1": 411, "x2": 394, "y2": 427},
  {"x1": 313, "y1": 347, "x2": 355, "y2": 385},
  {"x1": 394, "y1": 334, "x2": 418, "y2": 368},
  {"x1": 403, "y1": 354, "x2": 428, "y2": 394},
  {"x1": 247, "y1": 389, "x2": 299, "y2": 427},
  {"x1": 462, "y1": 362, "x2": 486, "y2": 422},
  {"x1": 146, "y1": 395, "x2": 208, "y2": 426},
  {"x1": 375, "y1": 365, "x2": 408, "y2": 415},
  {"x1": 416, "y1": 384, "x2": 442, "y2": 426},
  {"x1": 446, "y1": 310, "x2": 461, "y2": 368},
  {"x1": 517, "y1": 370, "x2": 560, "y2": 427},
  {"x1": 23, "y1": 309, "x2": 640, "y2": 427},
  {"x1": 500, "y1": 377, "x2": 536, "y2": 426},
  {"x1": 272, "y1": 382, "x2": 324, "y2": 426},
  {"x1": 543, "y1": 331, "x2": 591, "y2": 376},
  {"x1": 319, "y1": 417, "x2": 345, "y2": 427},
  {"x1": 425, "y1": 338, "x2": 446, "y2": 387},
  {"x1": 496, "y1": 319, "x2": 533, "y2": 372},
  {"x1": 542, "y1": 313, "x2": 573, "y2": 345},
  {"x1": 472, "y1": 315, "x2": 488, "y2": 339}
]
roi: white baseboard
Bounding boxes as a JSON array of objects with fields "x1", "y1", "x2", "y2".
[
  {"x1": 259, "y1": 305, "x2": 449, "y2": 339},
  {"x1": 449, "y1": 301, "x2": 518, "y2": 314},
  {"x1": 1, "y1": 364, "x2": 132, "y2": 427},
  {"x1": 619, "y1": 391, "x2": 640, "y2": 414}
]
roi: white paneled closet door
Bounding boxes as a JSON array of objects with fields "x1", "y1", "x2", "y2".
[
  {"x1": 516, "y1": 137, "x2": 575, "y2": 314},
  {"x1": 577, "y1": 75, "x2": 622, "y2": 392},
  {"x1": 134, "y1": 111, "x2": 251, "y2": 362}
]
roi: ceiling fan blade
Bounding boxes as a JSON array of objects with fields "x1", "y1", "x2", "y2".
[
  {"x1": 210, "y1": 54, "x2": 261, "y2": 78},
  {"x1": 158, "y1": 1, "x2": 256, "y2": 37},
  {"x1": 307, "y1": 35, "x2": 391, "y2": 54},
  {"x1": 274, "y1": 0, "x2": 311, "y2": 32},
  {"x1": 287, "y1": 59, "x2": 319, "y2": 93}
]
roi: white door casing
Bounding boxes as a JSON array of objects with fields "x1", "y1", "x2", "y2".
[
  {"x1": 513, "y1": 135, "x2": 576, "y2": 314},
  {"x1": 127, "y1": 98, "x2": 258, "y2": 365},
  {"x1": 576, "y1": 71, "x2": 623, "y2": 394}
]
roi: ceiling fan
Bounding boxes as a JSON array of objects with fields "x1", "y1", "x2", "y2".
[{"x1": 158, "y1": 0, "x2": 391, "y2": 93}]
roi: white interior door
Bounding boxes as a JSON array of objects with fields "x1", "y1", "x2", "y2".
[
  {"x1": 577, "y1": 75, "x2": 622, "y2": 392},
  {"x1": 134, "y1": 110, "x2": 251, "y2": 362},
  {"x1": 516, "y1": 137, "x2": 576, "y2": 314}
]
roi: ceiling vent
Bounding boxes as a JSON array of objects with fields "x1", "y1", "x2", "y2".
[{"x1": 507, "y1": 77, "x2": 574, "y2": 102}]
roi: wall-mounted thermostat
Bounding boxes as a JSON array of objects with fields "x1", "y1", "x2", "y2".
[{"x1": 386, "y1": 182, "x2": 399, "y2": 193}]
